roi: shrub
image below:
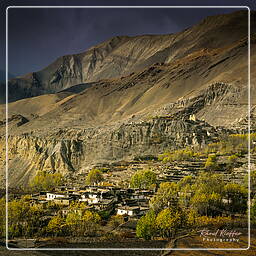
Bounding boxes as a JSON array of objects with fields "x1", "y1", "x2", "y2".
[
  {"x1": 204, "y1": 154, "x2": 218, "y2": 171},
  {"x1": 86, "y1": 169, "x2": 104, "y2": 185}
]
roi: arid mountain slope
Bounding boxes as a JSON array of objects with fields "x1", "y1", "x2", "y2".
[
  {"x1": 1, "y1": 10, "x2": 253, "y2": 103},
  {"x1": 1, "y1": 34, "x2": 254, "y2": 134}
]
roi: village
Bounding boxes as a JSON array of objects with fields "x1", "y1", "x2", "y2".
[
  {"x1": 27, "y1": 184, "x2": 153, "y2": 220},
  {"x1": 10, "y1": 148, "x2": 251, "y2": 227}
]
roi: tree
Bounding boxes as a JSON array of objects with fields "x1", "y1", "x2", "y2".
[
  {"x1": 204, "y1": 154, "x2": 218, "y2": 171},
  {"x1": 29, "y1": 171, "x2": 64, "y2": 191},
  {"x1": 65, "y1": 210, "x2": 101, "y2": 236},
  {"x1": 195, "y1": 215, "x2": 232, "y2": 228},
  {"x1": 150, "y1": 182, "x2": 179, "y2": 213},
  {"x1": 8, "y1": 197, "x2": 44, "y2": 238},
  {"x1": 252, "y1": 170, "x2": 256, "y2": 190},
  {"x1": 86, "y1": 169, "x2": 104, "y2": 185},
  {"x1": 224, "y1": 183, "x2": 247, "y2": 213},
  {"x1": 177, "y1": 176, "x2": 193, "y2": 208},
  {"x1": 186, "y1": 208, "x2": 199, "y2": 227},
  {"x1": 8, "y1": 199, "x2": 31, "y2": 238},
  {"x1": 156, "y1": 208, "x2": 183, "y2": 238},
  {"x1": 130, "y1": 169, "x2": 156, "y2": 189},
  {"x1": 190, "y1": 173, "x2": 224, "y2": 216},
  {"x1": 0, "y1": 197, "x2": 5, "y2": 238},
  {"x1": 178, "y1": 176, "x2": 193, "y2": 188},
  {"x1": 195, "y1": 172, "x2": 224, "y2": 195},
  {"x1": 47, "y1": 215, "x2": 66, "y2": 236},
  {"x1": 227, "y1": 154, "x2": 238, "y2": 170},
  {"x1": 252, "y1": 197, "x2": 256, "y2": 225},
  {"x1": 190, "y1": 192, "x2": 222, "y2": 216},
  {"x1": 158, "y1": 148, "x2": 196, "y2": 163},
  {"x1": 244, "y1": 170, "x2": 256, "y2": 194},
  {"x1": 136, "y1": 210, "x2": 157, "y2": 240}
]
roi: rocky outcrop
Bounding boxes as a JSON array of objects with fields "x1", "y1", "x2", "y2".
[
  {"x1": 0, "y1": 117, "x2": 224, "y2": 187},
  {"x1": 152, "y1": 82, "x2": 248, "y2": 127}
]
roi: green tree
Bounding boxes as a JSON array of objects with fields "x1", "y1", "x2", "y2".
[
  {"x1": 0, "y1": 197, "x2": 5, "y2": 238},
  {"x1": 244, "y1": 170, "x2": 256, "y2": 192},
  {"x1": 136, "y1": 210, "x2": 157, "y2": 240},
  {"x1": 252, "y1": 170, "x2": 256, "y2": 190},
  {"x1": 156, "y1": 208, "x2": 183, "y2": 238},
  {"x1": 224, "y1": 183, "x2": 247, "y2": 213},
  {"x1": 195, "y1": 172, "x2": 224, "y2": 195},
  {"x1": 29, "y1": 171, "x2": 64, "y2": 191},
  {"x1": 8, "y1": 197, "x2": 44, "y2": 238},
  {"x1": 47, "y1": 215, "x2": 66, "y2": 236},
  {"x1": 227, "y1": 154, "x2": 238, "y2": 170},
  {"x1": 186, "y1": 208, "x2": 199, "y2": 227},
  {"x1": 130, "y1": 169, "x2": 156, "y2": 189},
  {"x1": 204, "y1": 154, "x2": 218, "y2": 171},
  {"x1": 150, "y1": 182, "x2": 179, "y2": 213},
  {"x1": 8, "y1": 199, "x2": 31, "y2": 238},
  {"x1": 86, "y1": 169, "x2": 104, "y2": 185},
  {"x1": 190, "y1": 173, "x2": 224, "y2": 216},
  {"x1": 177, "y1": 176, "x2": 193, "y2": 208},
  {"x1": 158, "y1": 148, "x2": 196, "y2": 163},
  {"x1": 66, "y1": 210, "x2": 101, "y2": 236},
  {"x1": 190, "y1": 192, "x2": 222, "y2": 216},
  {"x1": 178, "y1": 176, "x2": 193, "y2": 188}
]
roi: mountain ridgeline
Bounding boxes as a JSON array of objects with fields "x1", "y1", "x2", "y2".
[{"x1": 0, "y1": 10, "x2": 255, "y2": 187}]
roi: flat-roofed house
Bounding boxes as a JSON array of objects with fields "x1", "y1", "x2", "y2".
[
  {"x1": 46, "y1": 192, "x2": 67, "y2": 201},
  {"x1": 117, "y1": 206, "x2": 149, "y2": 217},
  {"x1": 53, "y1": 197, "x2": 71, "y2": 206},
  {"x1": 117, "y1": 206, "x2": 140, "y2": 216}
]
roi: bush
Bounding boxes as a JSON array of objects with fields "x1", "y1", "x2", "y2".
[
  {"x1": 86, "y1": 169, "x2": 104, "y2": 185},
  {"x1": 204, "y1": 154, "x2": 218, "y2": 171},
  {"x1": 108, "y1": 215, "x2": 125, "y2": 228}
]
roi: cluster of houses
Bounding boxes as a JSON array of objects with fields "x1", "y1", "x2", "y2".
[{"x1": 30, "y1": 185, "x2": 153, "y2": 218}]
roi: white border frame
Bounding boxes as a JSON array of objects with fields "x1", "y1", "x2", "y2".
[{"x1": 5, "y1": 5, "x2": 251, "y2": 251}]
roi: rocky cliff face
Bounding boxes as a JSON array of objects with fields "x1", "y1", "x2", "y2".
[
  {"x1": 153, "y1": 82, "x2": 249, "y2": 127},
  {"x1": 1, "y1": 117, "x2": 224, "y2": 187}
]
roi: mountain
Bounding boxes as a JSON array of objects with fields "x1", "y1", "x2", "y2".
[
  {"x1": 0, "y1": 10, "x2": 255, "y2": 187},
  {"x1": 1, "y1": 10, "x2": 253, "y2": 103}
]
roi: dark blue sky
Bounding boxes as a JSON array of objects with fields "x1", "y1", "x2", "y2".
[{"x1": 0, "y1": 0, "x2": 255, "y2": 77}]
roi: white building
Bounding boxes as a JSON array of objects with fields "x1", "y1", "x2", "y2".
[
  {"x1": 46, "y1": 192, "x2": 67, "y2": 201},
  {"x1": 117, "y1": 206, "x2": 140, "y2": 216}
]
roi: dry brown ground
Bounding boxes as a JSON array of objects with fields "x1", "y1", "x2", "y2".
[{"x1": 0, "y1": 230, "x2": 255, "y2": 256}]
